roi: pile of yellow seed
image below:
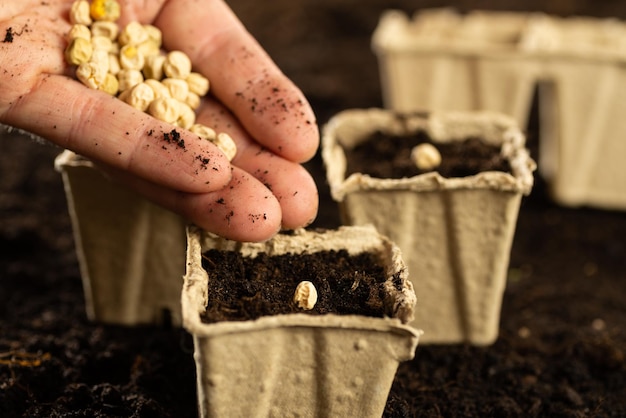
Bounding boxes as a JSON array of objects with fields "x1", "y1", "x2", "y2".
[{"x1": 65, "y1": 0, "x2": 237, "y2": 160}]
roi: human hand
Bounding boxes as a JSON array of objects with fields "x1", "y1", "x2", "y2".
[{"x1": 0, "y1": 0, "x2": 319, "y2": 242}]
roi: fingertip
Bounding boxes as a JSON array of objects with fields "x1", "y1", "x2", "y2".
[
  {"x1": 186, "y1": 168, "x2": 283, "y2": 242},
  {"x1": 277, "y1": 166, "x2": 319, "y2": 230},
  {"x1": 135, "y1": 125, "x2": 234, "y2": 193},
  {"x1": 282, "y1": 118, "x2": 320, "y2": 164}
]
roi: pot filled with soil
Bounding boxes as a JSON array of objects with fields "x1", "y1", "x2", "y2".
[
  {"x1": 373, "y1": 8, "x2": 626, "y2": 210},
  {"x1": 55, "y1": 150, "x2": 186, "y2": 326},
  {"x1": 182, "y1": 224, "x2": 422, "y2": 418},
  {"x1": 322, "y1": 108, "x2": 535, "y2": 345}
]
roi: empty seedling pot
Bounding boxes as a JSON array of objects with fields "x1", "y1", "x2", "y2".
[{"x1": 55, "y1": 150, "x2": 186, "y2": 326}]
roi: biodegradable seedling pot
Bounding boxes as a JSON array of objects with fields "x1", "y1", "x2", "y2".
[
  {"x1": 322, "y1": 108, "x2": 535, "y2": 345},
  {"x1": 183, "y1": 225, "x2": 421, "y2": 418},
  {"x1": 372, "y1": 9, "x2": 541, "y2": 129},
  {"x1": 372, "y1": 9, "x2": 626, "y2": 210},
  {"x1": 55, "y1": 150, "x2": 186, "y2": 326}
]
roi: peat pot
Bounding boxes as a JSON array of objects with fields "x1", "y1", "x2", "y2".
[
  {"x1": 322, "y1": 108, "x2": 535, "y2": 345},
  {"x1": 373, "y1": 8, "x2": 626, "y2": 210},
  {"x1": 182, "y1": 225, "x2": 422, "y2": 418},
  {"x1": 55, "y1": 150, "x2": 186, "y2": 326}
]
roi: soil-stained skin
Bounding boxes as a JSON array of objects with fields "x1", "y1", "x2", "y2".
[{"x1": 156, "y1": 128, "x2": 221, "y2": 176}]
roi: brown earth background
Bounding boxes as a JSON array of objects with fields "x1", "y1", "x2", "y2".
[{"x1": 1, "y1": 0, "x2": 626, "y2": 417}]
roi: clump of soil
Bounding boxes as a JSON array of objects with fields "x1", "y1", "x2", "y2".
[
  {"x1": 200, "y1": 249, "x2": 391, "y2": 323},
  {"x1": 345, "y1": 131, "x2": 511, "y2": 179}
]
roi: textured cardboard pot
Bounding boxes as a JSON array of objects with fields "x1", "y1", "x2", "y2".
[
  {"x1": 321, "y1": 108, "x2": 535, "y2": 345},
  {"x1": 183, "y1": 225, "x2": 421, "y2": 418},
  {"x1": 55, "y1": 150, "x2": 186, "y2": 326},
  {"x1": 372, "y1": 9, "x2": 626, "y2": 210},
  {"x1": 372, "y1": 9, "x2": 540, "y2": 129}
]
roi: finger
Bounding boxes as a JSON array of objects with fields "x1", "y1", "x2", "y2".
[
  {"x1": 100, "y1": 163, "x2": 283, "y2": 242},
  {"x1": 5, "y1": 73, "x2": 232, "y2": 193},
  {"x1": 236, "y1": 147, "x2": 319, "y2": 230},
  {"x1": 154, "y1": 0, "x2": 319, "y2": 163},
  {"x1": 195, "y1": 99, "x2": 319, "y2": 230}
]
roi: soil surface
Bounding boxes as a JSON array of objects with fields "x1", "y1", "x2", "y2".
[
  {"x1": 345, "y1": 132, "x2": 510, "y2": 179},
  {"x1": 200, "y1": 248, "x2": 390, "y2": 322},
  {"x1": 2, "y1": 0, "x2": 626, "y2": 417}
]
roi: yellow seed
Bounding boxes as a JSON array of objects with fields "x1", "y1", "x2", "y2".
[
  {"x1": 64, "y1": 37, "x2": 93, "y2": 65},
  {"x1": 184, "y1": 91, "x2": 201, "y2": 110},
  {"x1": 69, "y1": 0, "x2": 92, "y2": 26},
  {"x1": 189, "y1": 124, "x2": 217, "y2": 141},
  {"x1": 148, "y1": 97, "x2": 180, "y2": 124},
  {"x1": 144, "y1": 79, "x2": 171, "y2": 99},
  {"x1": 119, "y1": 44, "x2": 145, "y2": 71},
  {"x1": 90, "y1": 0, "x2": 121, "y2": 22},
  {"x1": 90, "y1": 21, "x2": 119, "y2": 40},
  {"x1": 162, "y1": 78, "x2": 189, "y2": 102},
  {"x1": 89, "y1": 49, "x2": 110, "y2": 73},
  {"x1": 76, "y1": 62, "x2": 107, "y2": 89},
  {"x1": 117, "y1": 69, "x2": 144, "y2": 92},
  {"x1": 124, "y1": 82, "x2": 155, "y2": 111},
  {"x1": 410, "y1": 143, "x2": 442, "y2": 171},
  {"x1": 175, "y1": 101, "x2": 196, "y2": 129},
  {"x1": 186, "y1": 72, "x2": 209, "y2": 96},
  {"x1": 143, "y1": 24, "x2": 163, "y2": 46},
  {"x1": 143, "y1": 54, "x2": 166, "y2": 80},
  {"x1": 293, "y1": 281, "x2": 317, "y2": 310},
  {"x1": 213, "y1": 132, "x2": 237, "y2": 161},
  {"x1": 67, "y1": 24, "x2": 91, "y2": 42},
  {"x1": 90, "y1": 35, "x2": 113, "y2": 52},
  {"x1": 136, "y1": 39, "x2": 160, "y2": 59},
  {"x1": 99, "y1": 73, "x2": 119, "y2": 95},
  {"x1": 108, "y1": 53, "x2": 121, "y2": 75},
  {"x1": 118, "y1": 21, "x2": 148, "y2": 46},
  {"x1": 163, "y1": 50, "x2": 192, "y2": 79}
]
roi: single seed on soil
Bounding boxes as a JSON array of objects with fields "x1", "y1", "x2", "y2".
[
  {"x1": 293, "y1": 281, "x2": 317, "y2": 310},
  {"x1": 411, "y1": 143, "x2": 442, "y2": 170}
]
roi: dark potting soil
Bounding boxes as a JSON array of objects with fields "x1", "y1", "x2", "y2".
[
  {"x1": 200, "y1": 249, "x2": 390, "y2": 323},
  {"x1": 345, "y1": 131, "x2": 511, "y2": 179},
  {"x1": 2, "y1": 0, "x2": 626, "y2": 417}
]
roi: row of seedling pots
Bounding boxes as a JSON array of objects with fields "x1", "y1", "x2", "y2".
[
  {"x1": 373, "y1": 8, "x2": 626, "y2": 210},
  {"x1": 56, "y1": 106, "x2": 535, "y2": 416}
]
